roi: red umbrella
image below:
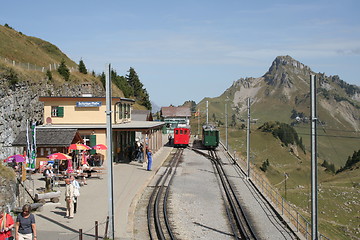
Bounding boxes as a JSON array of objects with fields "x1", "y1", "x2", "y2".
[
  {"x1": 47, "y1": 152, "x2": 72, "y2": 160},
  {"x1": 69, "y1": 144, "x2": 91, "y2": 150},
  {"x1": 5, "y1": 154, "x2": 26, "y2": 163},
  {"x1": 92, "y1": 144, "x2": 108, "y2": 150}
]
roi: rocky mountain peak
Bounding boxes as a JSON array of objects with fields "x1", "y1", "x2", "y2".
[
  {"x1": 263, "y1": 55, "x2": 311, "y2": 87},
  {"x1": 272, "y1": 55, "x2": 309, "y2": 70}
]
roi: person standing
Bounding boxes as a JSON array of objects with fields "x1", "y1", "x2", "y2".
[
  {"x1": 64, "y1": 178, "x2": 75, "y2": 218},
  {"x1": 15, "y1": 204, "x2": 36, "y2": 240},
  {"x1": 43, "y1": 164, "x2": 54, "y2": 191},
  {"x1": 0, "y1": 206, "x2": 14, "y2": 240},
  {"x1": 70, "y1": 176, "x2": 80, "y2": 214},
  {"x1": 146, "y1": 149, "x2": 153, "y2": 171}
]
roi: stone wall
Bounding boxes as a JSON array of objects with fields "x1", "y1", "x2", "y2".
[{"x1": 0, "y1": 166, "x2": 17, "y2": 211}]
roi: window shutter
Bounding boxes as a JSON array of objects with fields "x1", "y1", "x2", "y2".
[
  {"x1": 57, "y1": 107, "x2": 64, "y2": 117},
  {"x1": 90, "y1": 135, "x2": 96, "y2": 154}
]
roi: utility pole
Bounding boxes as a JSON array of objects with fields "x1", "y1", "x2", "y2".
[
  {"x1": 310, "y1": 74, "x2": 318, "y2": 240},
  {"x1": 246, "y1": 98, "x2": 251, "y2": 179},
  {"x1": 206, "y1": 101, "x2": 209, "y2": 125},
  {"x1": 105, "y1": 64, "x2": 115, "y2": 240},
  {"x1": 284, "y1": 173, "x2": 288, "y2": 199},
  {"x1": 225, "y1": 102, "x2": 228, "y2": 150},
  {"x1": 197, "y1": 109, "x2": 200, "y2": 137}
]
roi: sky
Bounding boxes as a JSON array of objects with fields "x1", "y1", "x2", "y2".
[{"x1": 1, "y1": 0, "x2": 359, "y2": 107}]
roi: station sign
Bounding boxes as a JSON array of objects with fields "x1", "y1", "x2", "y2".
[{"x1": 76, "y1": 101, "x2": 102, "y2": 107}]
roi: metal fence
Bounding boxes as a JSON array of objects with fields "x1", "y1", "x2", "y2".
[
  {"x1": 220, "y1": 140, "x2": 330, "y2": 240},
  {"x1": 0, "y1": 55, "x2": 78, "y2": 73}
]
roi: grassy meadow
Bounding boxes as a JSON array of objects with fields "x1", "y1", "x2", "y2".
[{"x1": 191, "y1": 115, "x2": 359, "y2": 240}]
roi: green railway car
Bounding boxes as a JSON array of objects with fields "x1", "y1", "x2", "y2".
[{"x1": 202, "y1": 125, "x2": 219, "y2": 149}]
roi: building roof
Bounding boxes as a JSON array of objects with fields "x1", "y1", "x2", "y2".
[
  {"x1": 35, "y1": 121, "x2": 165, "y2": 131},
  {"x1": 39, "y1": 96, "x2": 135, "y2": 103},
  {"x1": 161, "y1": 106, "x2": 191, "y2": 118},
  {"x1": 12, "y1": 128, "x2": 82, "y2": 147},
  {"x1": 132, "y1": 110, "x2": 151, "y2": 121}
]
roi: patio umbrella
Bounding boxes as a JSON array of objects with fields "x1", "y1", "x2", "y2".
[
  {"x1": 4, "y1": 154, "x2": 26, "y2": 163},
  {"x1": 47, "y1": 152, "x2": 72, "y2": 160},
  {"x1": 69, "y1": 143, "x2": 91, "y2": 150},
  {"x1": 92, "y1": 144, "x2": 107, "y2": 150}
]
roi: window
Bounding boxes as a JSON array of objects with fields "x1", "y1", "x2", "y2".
[
  {"x1": 51, "y1": 106, "x2": 64, "y2": 117},
  {"x1": 119, "y1": 104, "x2": 123, "y2": 119},
  {"x1": 124, "y1": 104, "x2": 130, "y2": 119},
  {"x1": 180, "y1": 130, "x2": 183, "y2": 134}
]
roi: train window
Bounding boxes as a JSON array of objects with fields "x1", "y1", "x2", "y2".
[
  {"x1": 184, "y1": 129, "x2": 187, "y2": 134},
  {"x1": 175, "y1": 130, "x2": 178, "y2": 134},
  {"x1": 180, "y1": 130, "x2": 183, "y2": 134}
]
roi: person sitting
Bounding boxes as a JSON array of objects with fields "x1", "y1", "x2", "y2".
[{"x1": 81, "y1": 163, "x2": 95, "y2": 178}]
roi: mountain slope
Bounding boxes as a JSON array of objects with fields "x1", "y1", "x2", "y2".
[
  {"x1": 0, "y1": 24, "x2": 76, "y2": 68},
  {"x1": 195, "y1": 55, "x2": 360, "y2": 239},
  {"x1": 197, "y1": 55, "x2": 360, "y2": 166}
]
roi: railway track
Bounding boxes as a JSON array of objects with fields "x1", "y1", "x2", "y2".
[
  {"x1": 217, "y1": 144, "x2": 299, "y2": 239},
  {"x1": 147, "y1": 148, "x2": 183, "y2": 240},
  {"x1": 209, "y1": 149, "x2": 258, "y2": 240},
  {"x1": 191, "y1": 147, "x2": 257, "y2": 239}
]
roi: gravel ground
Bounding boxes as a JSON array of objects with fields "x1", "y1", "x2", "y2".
[
  {"x1": 169, "y1": 148, "x2": 233, "y2": 240},
  {"x1": 134, "y1": 147, "x2": 298, "y2": 240},
  {"x1": 134, "y1": 148, "x2": 233, "y2": 239}
]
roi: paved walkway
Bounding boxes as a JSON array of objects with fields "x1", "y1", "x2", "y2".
[{"x1": 33, "y1": 145, "x2": 173, "y2": 240}]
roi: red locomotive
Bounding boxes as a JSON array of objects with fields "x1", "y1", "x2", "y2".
[{"x1": 173, "y1": 127, "x2": 190, "y2": 147}]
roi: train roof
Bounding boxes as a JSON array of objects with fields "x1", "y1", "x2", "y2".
[{"x1": 202, "y1": 124, "x2": 217, "y2": 130}]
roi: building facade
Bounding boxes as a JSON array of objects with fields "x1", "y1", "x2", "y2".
[
  {"x1": 161, "y1": 106, "x2": 191, "y2": 134},
  {"x1": 14, "y1": 96, "x2": 164, "y2": 165}
]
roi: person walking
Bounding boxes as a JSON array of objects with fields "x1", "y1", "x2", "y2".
[
  {"x1": 146, "y1": 149, "x2": 153, "y2": 171},
  {"x1": 15, "y1": 204, "x2": 37, "y2": 240},
  {"x1": 0, "y1": 206, "x2": 14, "y2": 240},
  {"x1": 64, "y1": 178, "x2": 75, "y2": 219},
  {"x1": 70, "y1": 176, "x2": 80, "y2": 214}
]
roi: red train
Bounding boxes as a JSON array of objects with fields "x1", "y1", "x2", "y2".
[{"x1": 173, "y1": 127, "x2": 190, "y2": 147}]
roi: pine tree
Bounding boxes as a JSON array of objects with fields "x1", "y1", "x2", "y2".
[
  {"x1": 78, "y1": 59, "x2": 88, "y2": 74},
  {"x1": 58, "y1": 59, "x2": 70, "y2": 81},
  {"x1": 112, "y1": 70, "x2": 133, "y2": 98},
  {"x1": 126, "y1": 67, "x2": 143, "y2": 97},
  {"x1": 99, "y1": 72, "x2": 106, "y2": 88}
]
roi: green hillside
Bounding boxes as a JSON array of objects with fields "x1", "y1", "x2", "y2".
[
  {"x1": 0, "y1": 24, "x2": 149, "y2": 110},
  {"x1": 0, "y1": 24, "x2": 76, "y2": 68},
  {"x1": 193, "y1": 55, "x2": 360, "y2": 239}
]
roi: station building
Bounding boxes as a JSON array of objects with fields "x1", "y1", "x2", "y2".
[
  {"x1": 161, "y1": 106, "x2": 191, "y2": 134},
  {"x1": 13, "y1": 96, "x2": 165, "y2": 166}
]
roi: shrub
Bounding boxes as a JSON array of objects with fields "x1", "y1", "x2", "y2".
[
  {"x1": 5, "y1": 68, "x2": 19, "y2": 85},
  {"x1": 46, "y1": 70, "x2": 52, "y2": 81},
  {"x1": 57, "y1": 59, "x2": 70, "y2": 81},
  {"x1": 260, "y1": 159, "x2": 270, "y2": 172}
]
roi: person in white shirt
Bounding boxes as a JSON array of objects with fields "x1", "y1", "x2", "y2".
[{"x1": 70, "y1": 175, "x2": 80, "y2": 214}]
